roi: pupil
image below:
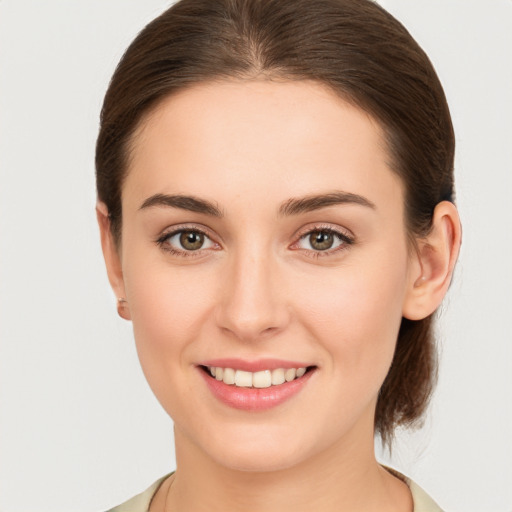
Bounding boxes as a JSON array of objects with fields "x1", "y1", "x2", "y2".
[
  {"x1": 180, "y1": 231, "x2": 204, "y2": 250},
  {"x1": 310, "y1": 231, "x2": 333, "y2": 250}
]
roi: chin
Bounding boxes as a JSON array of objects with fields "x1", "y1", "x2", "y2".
[
  {"x1": 214, "y1": 448, "x2": 305, "y2": 473},
  {"x1": 203, "y1": 425, "x2": 313, "y2": 473}
]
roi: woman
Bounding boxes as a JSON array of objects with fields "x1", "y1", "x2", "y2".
[{"x1": 96, "y1": 0, "x2": 461, "y2": 510}]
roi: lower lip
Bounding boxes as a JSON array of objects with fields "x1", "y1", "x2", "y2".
[{"x1": 199, "y1": 368, "x2": 314, "y2": 411}]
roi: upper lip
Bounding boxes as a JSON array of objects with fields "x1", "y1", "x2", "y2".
[{"x1": 198, "y1": 358, "x2": 313, "y2": 372}]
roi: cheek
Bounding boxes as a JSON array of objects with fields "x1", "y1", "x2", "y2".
[
  {"x1": 122, "y1": 254, "x2": 217, "y2": 386},
  {"x1": 296, "y1": 251, "x2": 408, "y2": 378}
]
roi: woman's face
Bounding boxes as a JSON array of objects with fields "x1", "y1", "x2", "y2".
[{"x1": 117, "y1": 80, "x2": 417, "y2": 471}]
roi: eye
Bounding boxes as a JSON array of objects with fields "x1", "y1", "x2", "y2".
[
  {"x1": 305, "y1": 231, "x2": 337, "y2": 251},
  {"x1": 178, "y1": 231, "x2": 207, "y2": 251},
  {"x1": 158, "y1": 228, "x2": 216, "y2": 253},
  {"x1": 294, "y1": 228, "x2": 354, "y2": 254}
]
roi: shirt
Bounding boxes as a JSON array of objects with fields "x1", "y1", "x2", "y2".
[{"x1": 106, "y1": 470, "x2": 444, "y2": 512}]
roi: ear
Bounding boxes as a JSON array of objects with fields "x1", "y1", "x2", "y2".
[
  {"x1": 96, "y1": 202, "x2": 131, "y2": 321},
  {"x1": 402, "y1": 201, "x2": 462, "y2": 321}
]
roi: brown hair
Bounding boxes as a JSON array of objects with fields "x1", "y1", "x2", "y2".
[{"x1": 96, "y1": 0, "x2": 454, "y2": 445}]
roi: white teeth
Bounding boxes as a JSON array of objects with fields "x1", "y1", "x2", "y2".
[
  {"x1": 252, "y1": 370, "x2": 272, "y2": 388},
  {"x1": 296, "y1": 367, "x2": 306, "y2": 377},
  {"x1": 222, "y1": 367, "x2": 236, "y2": 385},
  {"x1": 207, "y1": 366, "x2": 309, "y2": 388},
  {"x1": 235, "y1": 370, "x2": 253, "y2": 387},
  {"x1": 271, "y1": 368, "x2": 285, "y2": 385},
  {"x1": 285, "y1": 368, "x2": 297, "y2": 382}
]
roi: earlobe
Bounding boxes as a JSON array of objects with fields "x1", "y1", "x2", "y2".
[
  {"x1": 402, "y1": 201, "x2": 462, "y2": 321},
  {"x1": 96, "y1": 202, "x2": 131, "y2": 321}
]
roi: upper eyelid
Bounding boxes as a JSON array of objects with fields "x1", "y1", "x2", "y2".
[
  {"x1": 158, "y1": 223, "x2": 217, "y2": 240},
  {"x1": 293, "y1": 223, "x2": 355, "y2": 241}
]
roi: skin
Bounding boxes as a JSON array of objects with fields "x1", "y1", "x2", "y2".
[{"x1": 98, "y1": 80, "x2": 461, "y2": 512}]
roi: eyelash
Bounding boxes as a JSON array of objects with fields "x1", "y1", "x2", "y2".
[{"x1": 155, "y1": 224, "x2": 355, "y2": 258}]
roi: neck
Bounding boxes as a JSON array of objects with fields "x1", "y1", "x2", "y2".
[{"x1": 163, "y1": 426, "x2": 412, "y2": 512}]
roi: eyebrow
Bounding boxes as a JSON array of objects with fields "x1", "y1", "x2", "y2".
[
  {"x1": 278, "y1": 191, "x2": 376, "y2": 216},
  {"x1": 139, "y1": 193, "x2": 223, "y2": 217},
  {"x1": 139, "y1": 190, "x2": 375, "y2": 218}
]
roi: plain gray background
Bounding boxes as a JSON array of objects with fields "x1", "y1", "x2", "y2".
[{"x1": 0, "y1": 1, "x2": 511, "y2": 511}]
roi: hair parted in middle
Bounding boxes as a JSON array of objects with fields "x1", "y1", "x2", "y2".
[{"x1": 96, "y1": 0, "x2": 455, "y2": 445}]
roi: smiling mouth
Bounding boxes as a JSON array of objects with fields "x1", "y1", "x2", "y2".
[{"x1": 201, "y1": 365, "x2": 315, "y2": 389}]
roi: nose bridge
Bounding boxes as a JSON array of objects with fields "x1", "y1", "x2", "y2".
[{"x1": 216, "y1": 238, "x2": 288, "y2": 341}]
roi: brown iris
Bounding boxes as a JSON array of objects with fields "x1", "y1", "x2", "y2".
[
  {"x1": 309, "y1": 231, "x2": 334, "y2": 251},
  {"x1": 180, "y1": 231, "x2": 204, "y2": 250}
]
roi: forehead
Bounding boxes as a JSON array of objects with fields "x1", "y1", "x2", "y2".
[{"x1": 124, "y1": 79, "x2": 402, "y2": 213}]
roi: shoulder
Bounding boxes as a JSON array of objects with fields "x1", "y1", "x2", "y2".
[
  {"x1": 384, "y1": 466, "x2": 444, "y2": 512},
  {"x1": 408, "y1": 479, "x2": 444, "y2": 512},
  {"x1": 105, "y1": 474, "x2": 171, "y2": 512}
]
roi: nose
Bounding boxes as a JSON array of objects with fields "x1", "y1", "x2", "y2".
[{"x1": 215, "y1": 245, "x2": 290, "y2": 342}]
